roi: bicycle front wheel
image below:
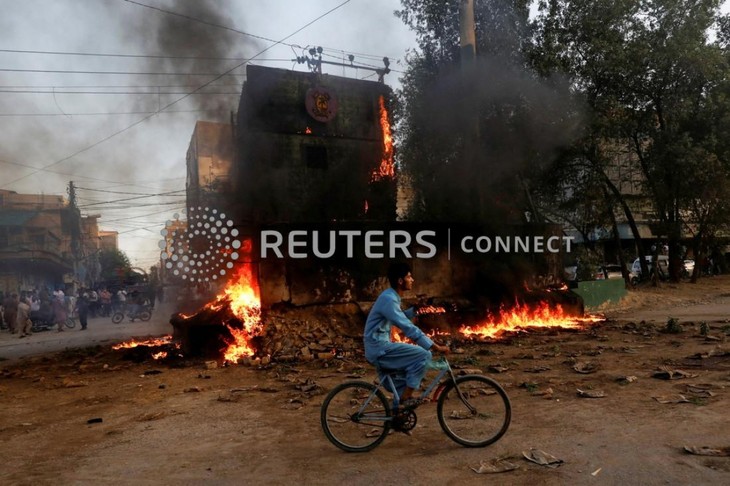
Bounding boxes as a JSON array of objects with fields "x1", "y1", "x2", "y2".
[
  {"x1": 65, "y1": 317, "x2": 77, "y2": 329},
  {"x1": 111, "y1": 312, "x2": 124, "y2": 324},
  {"x1": 437, "y1": 375, "x2": 511, "y2": 448},
  {"x1": 321, "y1": 381, "x2": 391, "y2": 453}
]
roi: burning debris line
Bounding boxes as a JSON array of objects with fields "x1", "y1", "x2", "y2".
[
  {"x1": 390, "y1": 299, "x2": 605, "y2": 344},
  {"x1": 112, "y1": 335, "x2": 181, "y2": 362},
  {"x1": 459, "y1": 302, "x2": 605, "y2": 341}
]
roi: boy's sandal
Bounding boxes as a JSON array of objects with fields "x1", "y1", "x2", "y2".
[{"x1": 400, "y1": 397, "x2": 428, "y2": 409}]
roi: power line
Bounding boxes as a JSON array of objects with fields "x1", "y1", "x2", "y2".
[
  {"x1": 0, "y1": 83, "x2": 242, "y2": 88},
  {"x1": 0, "y1": 158, "x2": 186, "y2": 193},
  {"x1": 0, "y1": 48, "x2": 284, "y2": 62},
  {"x1": 99, "y1": 206, "x2": 186, "y2": 223},
  {"x1": 121, "y1": 0, "x2": 401, "y2": 63},
  {"x1": 0, "y1": 68, "x2": 248, "y2": 76},
  {"x1": 88, "y1": 200, "x2": 187, "y2": 210},
  {"x1": 0, "y1": 0, "x2": 354, "y2": 190},
  {"x1": 77, "y1": 189, "x2": 186, "y2": 208},
  {"x1": 0, "y1": 109, "x2": 227, "y2": 117},
  {"x1": 77, "y1": 186, "x2": 182, "y2": 196},
  {"x1": 0, "y1": 89, "x2": 240, "y2": 94}
]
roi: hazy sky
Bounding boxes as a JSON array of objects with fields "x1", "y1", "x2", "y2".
[
  {"x1": 0, "y1": 0, "x2": 416, "y2": 268},
  {"x1": 2, "y1": 0, "x2": 729, "y2": 270}
]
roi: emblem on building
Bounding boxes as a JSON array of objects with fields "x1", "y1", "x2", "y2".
[{"x1": 305, "y1": 87, "x2": 338, "y2": 122}]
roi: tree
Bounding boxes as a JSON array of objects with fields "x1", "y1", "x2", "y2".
[
  {"x1": 528, "y1": 0, "x2": 730, "y2": 281},
  {"x1": 98, "y1": 248, "x2": 133, "y2": 286},
  {"x1": 395, "y1": 0, "x2": 580, "y2": 225}
]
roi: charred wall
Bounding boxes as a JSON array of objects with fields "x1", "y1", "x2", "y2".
[
  {"x1": 250, "y1": 221, "x2": 566, "y2": 308},
  {"x1": 232, "y1": 65, "x2": 396, "y2": 224}
]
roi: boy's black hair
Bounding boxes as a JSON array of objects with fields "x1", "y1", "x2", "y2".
[{"x1": 387, "y1": 262, "x2": 411, "y2": 289}]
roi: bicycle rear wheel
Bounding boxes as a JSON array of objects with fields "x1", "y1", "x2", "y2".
[
  {"x1": 321, "y1": 381, "x2": 391, "y2": 453},
  {"x1": 65, "y1": 317, "x2": 77, "y2": 329},
  {"x1": 437, "y1": 375, "x2": 511, "y2": 447},
  {"x1": 111, "y1": 312, "x2": 124, "y2": 324}
]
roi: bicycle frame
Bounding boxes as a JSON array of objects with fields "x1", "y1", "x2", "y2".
[{"x1": 354, "y1": 359, "x2": 474, "y2": 424}]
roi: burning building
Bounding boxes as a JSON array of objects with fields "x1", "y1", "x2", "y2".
[
  {"x1": 231, "y1": 64, "x2": 396, "y2": 224},
  {"x1": 163, "y1": 64, "x2": 587, "y2": 364}
]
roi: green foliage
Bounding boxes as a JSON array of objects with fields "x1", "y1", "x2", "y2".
[
  {"x1": 699, "y1": 321, "x2": 710, "y2": 336},
  {"x1": 395, "y1": 0, "x2": 579, "y2": 224},
  {"x1": 527, "y1": 0, "x2": 730, "y2": 274},
  {"x1": 665, "y1": 317, "x2": 683, "y2": 334},
  {"x1": 98, "y1": 248, "x2": 133, "y2": 284}
]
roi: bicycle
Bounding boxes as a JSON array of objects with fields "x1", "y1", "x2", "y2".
[{"x1": 320, "y1": 357, "x2": 511, "y2": 452}]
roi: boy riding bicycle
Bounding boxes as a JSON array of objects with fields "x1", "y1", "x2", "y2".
[{"x1": 363, "y1": 263, "x2": 449, "y2": 409}]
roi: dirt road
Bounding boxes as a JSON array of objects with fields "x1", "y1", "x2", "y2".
[
  {"x1": 0, "y1": 305, "x2": 175, "y2": 362},
  {"x1": 1, "y1": 279, "x2": 729, "y2": 485}
]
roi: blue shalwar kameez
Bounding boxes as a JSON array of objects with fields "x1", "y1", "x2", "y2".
[{"x1": 364, "y1": 288, "x2": 434, "y2": 397}]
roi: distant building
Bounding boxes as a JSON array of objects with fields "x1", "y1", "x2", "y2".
[
  {"x1": 186, "y1": 121, "x2": 234, "y2": 212},
  {"x1": 0, "y1": 190, "x2": 73, "y2": 292},
  {"x1": 0, "y1": 189, "x2": 103, "y2": 292},
  {"x1": 99, "y1": 230, "x2": 119, "y2": 251},
  {"x1": 160, "y1": 218, "x2": 188, "y2": 284}
]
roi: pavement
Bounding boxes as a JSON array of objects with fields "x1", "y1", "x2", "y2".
[{"x1": 0, "y1": 302, "x2": 177, "y2": 362}]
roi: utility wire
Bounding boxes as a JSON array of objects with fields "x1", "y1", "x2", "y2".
[
  {"x1": 0, "y1": 0, "x2": 354, "y2": 189},
  {"x1": 0, "y1": 89, "x2": 240, "y2": 94},
  {"x1": 0, "y1": 84, "x2": 242, "y2": 88},
  {"x1": 0, "y1": 68, "x2": 247, "y2": 76},
  {"x1": 77, "y1": 186, "x2": 183, "y2": 196},
  {"x1": 99, "y1": 206, "x2": 186, "y2": 223},
  {"x1": 121, "y1": 0, "x2": 393, "y2": 62},
  {"x1": 0, "y1": 109, "x2": 227, "y2": 117},
  {"x1": 78, "y1": 189, "x2": 186, "y2": 208},
  {"x1": 0, "y1": 48, "x2": 289, "y2": 61}
]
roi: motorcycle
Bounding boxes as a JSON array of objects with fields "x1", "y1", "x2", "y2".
[{"x1": 111, "y1": 303, "x2": 152, "y2": 324}]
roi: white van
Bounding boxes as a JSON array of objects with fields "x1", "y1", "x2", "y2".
[{"x1": 631, "y1": 255, "x2": 669, "y2": 281}]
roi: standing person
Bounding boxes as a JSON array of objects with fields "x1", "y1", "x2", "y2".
[
  {"x1": 99, "y1": 288, "x2": 112, "y2": 317},
  {"x1": 17, "y1": 296, "x2": 31, "y2": 338},
  {"x1": 363, "y1": 263, "x2": 449, "y2": 408},
  {"x1": 88, "y1": 289, "x2": 99, "y2": 317},
  {"x1": 52, "y1": 293, "x2": 67, "y2": 332},
  {"x1": 3, "y1": 293, "x2": 19, "y2": 334},
  {"x1": 76, "y1": 290, "x2": 89, "y2": 330},
  {"x1": 116, "y1": 289, "x2": 127, "y2": 313}
]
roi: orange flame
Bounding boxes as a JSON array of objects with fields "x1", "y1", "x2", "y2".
[
  {"x1": 371, "y1": 95, "x2": 395, "y2": 182},
  {"x1": 219, "y1": 263, "x2": 262, "y2": 363},
  {"x1": 460, "y1": 302, "x2": 604, "y2": 340},
  {"x1": 305, "y1": 127, "x2": 312, "y2": 134},
  {"x1": 112, "y1": 335, "x2": 175, "y2": 350}
]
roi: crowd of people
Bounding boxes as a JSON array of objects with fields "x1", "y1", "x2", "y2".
[{"x1": 0, "y1": 285, "x2": 157, "y2": 338}]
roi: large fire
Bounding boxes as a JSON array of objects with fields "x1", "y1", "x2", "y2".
[
  {"x1": 459, "y1": 302, "x2": 604, "y2": 340},
  {"x1": 371, "y1": 95, "x2": 395, "y2": 181},
  {"x1": 190, "y1": 262, "x2": 262, "y2": 363}
]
